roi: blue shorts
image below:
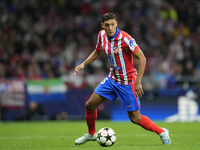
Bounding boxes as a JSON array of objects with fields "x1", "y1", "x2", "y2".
[{"x1": 94, "y1": 76, "x2": 141, "y2": 111}]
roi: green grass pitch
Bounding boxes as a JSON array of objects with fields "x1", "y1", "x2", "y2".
[{"x1": 0, "y1": 121, "x2": 199, "y2": 150}]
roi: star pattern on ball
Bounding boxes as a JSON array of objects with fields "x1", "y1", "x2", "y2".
[{"x1": 97, "y1": 127, "x2": 116, "y2": 147}]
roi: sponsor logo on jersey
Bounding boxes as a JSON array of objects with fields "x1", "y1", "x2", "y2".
[{"x1": 108, "y1": 55, "x2": 114, "y2": 66}]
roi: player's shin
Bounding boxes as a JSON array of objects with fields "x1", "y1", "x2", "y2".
[
  {"x1": 138, "y1": 115, "x2": 164, "y2": 134},
  {"x1": 86, "y1": 109, "x2": 97, "y2": 136}
]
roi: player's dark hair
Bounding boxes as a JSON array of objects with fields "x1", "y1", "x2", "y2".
[{"x1": 102, "y1": 13, "x2": 116, "y2": 22}]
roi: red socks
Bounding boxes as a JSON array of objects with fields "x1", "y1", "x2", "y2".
[
  {"x1": 86, "y1": 110, "x2": 163, "y2": 136},
  {"x1": 139, "y1": 115, "x2": 164, "y2": 135},
  {"x1": 86, "y1": 109, "x2": 97, "y2": 136}
]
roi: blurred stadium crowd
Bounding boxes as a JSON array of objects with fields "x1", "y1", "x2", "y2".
[{"x1": 0, "y1": 0, "x2": 200, "y2": 91}]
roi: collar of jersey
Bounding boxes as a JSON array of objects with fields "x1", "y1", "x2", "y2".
[{"x1": 107, "y1": 27, "x2": 119, "y2": 40}]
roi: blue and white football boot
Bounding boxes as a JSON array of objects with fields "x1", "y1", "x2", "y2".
[{"x1": 159, "y1": 128, "x2": 171, "y2": 145}]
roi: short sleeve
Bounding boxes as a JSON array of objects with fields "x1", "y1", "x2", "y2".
[
  {"x1": 95, "y1": 31, "x2": 102, "y2": 51},
  {"x1": 124, "y1": 36, "x2": 139, "y2": 54}
]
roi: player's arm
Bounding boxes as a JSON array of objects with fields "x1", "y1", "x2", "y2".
[
  {"x1": 74, "y1": 49, "x2": 103, "y2": 76},
  {"x1": 133, "y1": 48, "x2": 146, "y2": 98}
]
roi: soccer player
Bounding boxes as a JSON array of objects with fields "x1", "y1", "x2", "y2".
[{"x1": 74, "y1": 13, "x2": 171, "y2": 145}]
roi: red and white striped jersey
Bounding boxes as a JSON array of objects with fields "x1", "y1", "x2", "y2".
[{"x1": 95, "y1": 28, "x2": 140, "y2": 85}]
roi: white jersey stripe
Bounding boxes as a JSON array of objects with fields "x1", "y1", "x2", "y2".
[
  {"x1": 101, "y1": 31, "x2": 106, "y2": 50},
  {"x1": 105, "y1": 39, "x2": 108, "y2": 57},
  {"x1": 118, "y1": 33, "x2": 128, "y2": 85},
  {"x1": 124, "y1": 37, "x2": 129, "y2": 47}
]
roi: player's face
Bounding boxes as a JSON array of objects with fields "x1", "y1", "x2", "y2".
[{"x1": 101, "y1": 19, "x2": 118, "y2": 38}]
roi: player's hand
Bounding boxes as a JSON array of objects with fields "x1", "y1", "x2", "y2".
[
  {"x1": 74, "y1": 64, "x2": 84, "y2": 76},
  {"x1": 135, "y1": 82, "x2": 144, "y2": 98}
]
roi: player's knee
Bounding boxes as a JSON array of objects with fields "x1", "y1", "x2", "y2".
[
  {"x1": 128, "y1": 111, "x2": 142, "y2": 124},
  {"x1": 129, "y1": 116, "x2": 142, "y2": 124},
  {"x1": 85, "y1": 101, "x2": 96, "y2": 111},
  {"x1": 85, "y1": 101, "x2": 90, "y2": 109}
]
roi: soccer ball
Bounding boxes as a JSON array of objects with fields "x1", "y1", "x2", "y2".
[{"x1": 97, "y1": 127, "x2": 116, "y2": 147}]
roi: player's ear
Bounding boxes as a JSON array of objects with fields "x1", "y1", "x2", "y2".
[
  {"x1": 116, "y1": 21, "x2": 118, "y2": 26},
  {"x1": 101, "y1": 22, "x2": 104, "y2": 29}
]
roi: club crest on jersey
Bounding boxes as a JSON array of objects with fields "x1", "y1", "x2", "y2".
[{"x1": 113, "y1": 46, "x2": 119, "y2": 54}]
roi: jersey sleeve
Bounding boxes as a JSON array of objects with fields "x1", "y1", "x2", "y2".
[
  {"x1": 95, "y1": 31, "x2": 102, "y2": 51},
  {"x1": 124, "y1": 35, "x2": 140, "y2": 54}
]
